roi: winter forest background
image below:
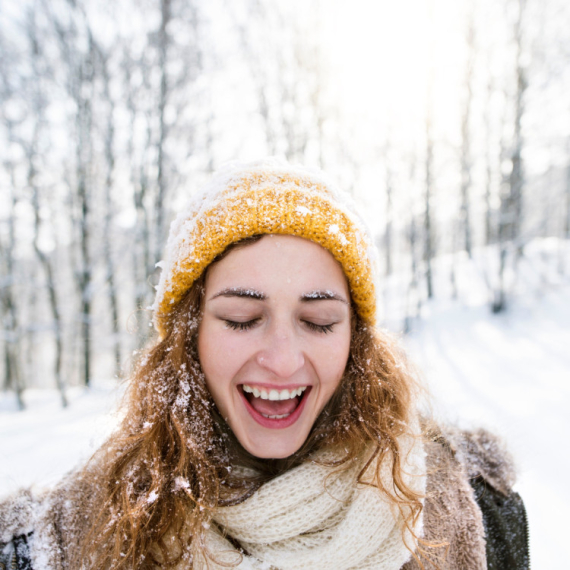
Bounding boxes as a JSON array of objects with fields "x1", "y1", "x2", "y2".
[{"x1": 1, "y1": 0, "x2": 569, "y2": 566}]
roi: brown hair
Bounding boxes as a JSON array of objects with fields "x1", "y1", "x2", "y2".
[{"x1": 78, "y1": 239, "x2": 425, "y2": 569}]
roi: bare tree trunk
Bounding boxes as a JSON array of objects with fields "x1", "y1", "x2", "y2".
[
  {"x1": 76, "y1": 53, "x2": 95, "y2": 387},
  {"x1": 50, "y1": 3, "x2": 96, "y2": 385},
  {"x1": 404, "y1": 159, "x2": 422, "y2": 333},
  {"x1": 565, "y1": 157, "x2": 570, "y2": 240},
  {"x1": 559, "y1": 151, "x2": 570, "y2": 275},
  {"x1": 78, "y1": 173, "x2": 92, "y2": 386},
  {"x1": 101, "y1": 51, "x2": 122, "y2": 377},
  {"x1": 493, "y1": 244, "x2": 508, "y2": 314},
  {"x1": 405, "y1": 213, "x2": 421, "y2": 334},
  {"x1": 510, "y1": 0, "x2": 527, "y2": 257},
  {"x1": 460, "y1": 9, "x2": 475, "y2": 258},
  {"x1": 424, "y1": 2, "x2": 435, "y2": 299},
  {"x1": 492, "y1": 0, "x2": 527, "y2": 314},
  {"x1": 29, "y1": 145, "x2": 68, "y2": 405},
  {"x1": 135, "y1": 114, "x2": 153, "y2": 345},
  {"x1": 0, "y1": 184, "x2": 25, "y2": 409},
  {"x1": 385, "y1": 164, "x2": 393, "y2": 277},
  {"x1": 155, "y1": 0, "x2": 172, "y2": 265},
  {"x1": 484, "y1": 76, "x2": 494, "y2": 247},
  {"x1": 122, "y1": 48, "x2": 152, "y2": 345},
  {"x1": 424, "y1": 114, "x2": 435, "y2": 300},
  {"x1": 32, "y1": 190, "x2": 67, "y2": 406},
  {"x1": 26, "y1": 11, "x2": 67, "y2": 406},
  {"x1": 450, "y1": 220, "x2": 459, "y2": 300}
]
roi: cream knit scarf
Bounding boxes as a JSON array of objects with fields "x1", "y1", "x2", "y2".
[{"x1": 195, "y1": 431, "x2": 426, "y2": 570}]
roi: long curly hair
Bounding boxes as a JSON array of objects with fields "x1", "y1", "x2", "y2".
[{"x1": 77, "y1": 240, "x2": 425, "y2": 569}]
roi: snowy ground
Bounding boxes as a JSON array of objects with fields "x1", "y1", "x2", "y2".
[
  {"x1": 0, "y1": 382, "x2": 123, "y2": 495},
  {"x1": 404, "y1": 287, "x2": 570, "y2": 569},
  {"x1": 1, "y1": 249, "x2": 568, "y2": 567}
]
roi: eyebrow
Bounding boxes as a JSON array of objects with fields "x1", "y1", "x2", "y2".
[
  {"x1": 300, "y1": 290, "x2": 349, "y2": 304},
  {"x1": 209, "y1": 288, "x2": 348, "y2": 304},
  {"x1": 210, "y1": 287, "x2": 267, "y2": 301}
]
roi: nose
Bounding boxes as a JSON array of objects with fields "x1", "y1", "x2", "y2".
[{"x1": 255, "y1": 322, "x2": 305, "y2": 379}]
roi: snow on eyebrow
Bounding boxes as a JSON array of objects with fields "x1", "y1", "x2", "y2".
[
  {"x1": 210, "y1": 287, "x2": 266, "y2": 300},
  {"x1": 301, "y1": 290, "x2": 348, "y2": 304}
]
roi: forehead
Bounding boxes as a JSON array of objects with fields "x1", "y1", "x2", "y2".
[{"x1": 204, "y1": 235, "x2": 350, "y2": 296}]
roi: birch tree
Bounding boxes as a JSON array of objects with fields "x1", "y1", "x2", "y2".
[
  {"x1": 493, "y1": 0, "x2": 528, "y2": 313},
  {"x1": 460, "y1": 3, "x2": 476, "y2": 259},
  {"x1": 26, "y1": 8, "x2": 68, "y2": 405},
  {"x1": 99, "y1": 45, "x2": 122, "y2": 377}
]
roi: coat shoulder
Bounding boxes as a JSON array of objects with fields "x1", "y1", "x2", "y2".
[
  {"x1": 444, "y1": 425, "x2": 516, "y2": 496},
  {"x1": 417, "y1": 421, "x2": 530, "y2": 570}
]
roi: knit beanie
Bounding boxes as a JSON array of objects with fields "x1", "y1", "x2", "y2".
[{"x1": 153, "y1": 158, "x2": 379, "y2": 338}]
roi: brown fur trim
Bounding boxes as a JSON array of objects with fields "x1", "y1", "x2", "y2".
[
  {"x1": 445, "y1": 427, "x2": 516, "y2": 496},
  {"x1": 403, "y1": 436, "x2": 487, "y2": 570}
]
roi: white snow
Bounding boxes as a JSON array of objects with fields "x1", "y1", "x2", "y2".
[
  {"x1": 397, "y1": 244, "x2": 570, "y2": 569},
  {"x1": 295, "y1": 205, "x2": 311, "y2": 216},
  {"x1": 0, "y1": 382, "x2": 123, "y2": 495},
  {"x1": 401, "y1": 289, "x2": 569, "y2": 568}
]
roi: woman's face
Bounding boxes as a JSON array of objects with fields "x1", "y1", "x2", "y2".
[{"x1": 198, "y1": 235, "x2": 352, "y2": 459}]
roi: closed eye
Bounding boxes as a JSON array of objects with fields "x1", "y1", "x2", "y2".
[
  {"x1": 303, "y1": 321, "x2": 335, "y2": 334},
  {"x1": 224, "y1": 318, "x2": 260, "y2": 331}
]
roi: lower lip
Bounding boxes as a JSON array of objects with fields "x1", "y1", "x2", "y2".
[{"x1": 240, "y1": 388, "x2": 312, "y2": 429}]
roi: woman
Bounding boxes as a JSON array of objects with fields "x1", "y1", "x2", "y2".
[{"x1": 0, "y1": 159, "x2": 528, "y2": 569}]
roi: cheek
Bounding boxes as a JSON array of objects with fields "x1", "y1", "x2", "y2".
[
  {"x1": 197, "y1": 323, "x2": 227, "y2": 392},
  {"x1": 197, "y1": 323, "x2": 250, "y2": 384},
  {"x1": 316, "y1": 330, "x2": 351, "y2": 389}
]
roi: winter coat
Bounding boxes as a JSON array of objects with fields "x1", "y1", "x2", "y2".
[{"x1": 0, "y1": 425, "x2": 529, "y2": 570}]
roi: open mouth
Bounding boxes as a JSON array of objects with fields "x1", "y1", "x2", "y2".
[{"x1": 239, "y1": 384, "x2": 311, "y2": 428}]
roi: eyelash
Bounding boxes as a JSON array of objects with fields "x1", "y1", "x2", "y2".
[
  {"x1": 224, "y1": 319, "x2": 260, "y2": 331},
  {"x1": 303, "y1": 321, "x2": 334, "y2": 334},
  {"x1": 223, "y1": 319, "x2": 334, "y2": 334}
]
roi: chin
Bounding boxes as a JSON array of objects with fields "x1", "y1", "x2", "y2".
[{"x1": 240, "y1": 431, "x2": 308, "y2": 459}]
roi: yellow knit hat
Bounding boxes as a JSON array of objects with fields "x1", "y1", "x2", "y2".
[{"x1": 153, "y1": 159, "x2": 379, "y2": 337}]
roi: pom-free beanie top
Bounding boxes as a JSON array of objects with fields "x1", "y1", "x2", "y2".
[{"x1": 153, "y1": 158, "x2": 379, "y2": 337}]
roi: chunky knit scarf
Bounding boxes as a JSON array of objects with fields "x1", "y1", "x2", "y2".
[{"x1": 194, "y1": 433, "x2": 426, "y2": 570}]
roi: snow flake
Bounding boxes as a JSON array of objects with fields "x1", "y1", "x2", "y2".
[
  {"x1": 174, "y1": 477, "x2": 190, "y2": 490},
  {"x1": 146, "y1": 490, "x2": 159, "y2": 504},
  {"x1": 328, "y1": 224, "x2": 347, "y2": 245}
]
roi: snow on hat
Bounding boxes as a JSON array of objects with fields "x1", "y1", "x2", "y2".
[{"x1": 153, "y1": 158, "x2": 379, "y2": 338}]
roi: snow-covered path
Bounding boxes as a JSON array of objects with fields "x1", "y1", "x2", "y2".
[
  {"x1": 404, "y1": 285, "x2": 570, "y2": 569},
  {"x1": 0, "y1": 383, "x2": 122, "y2": 494}
]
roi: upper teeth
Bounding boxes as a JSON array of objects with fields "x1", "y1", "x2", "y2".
[{"x1": 242, "y1": 385, "x2": 307, "y2": 400}]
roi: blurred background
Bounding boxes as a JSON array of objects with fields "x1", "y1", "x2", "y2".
[{"x1": 1, "y1": 0, "x2": 569, "y2": 565}]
